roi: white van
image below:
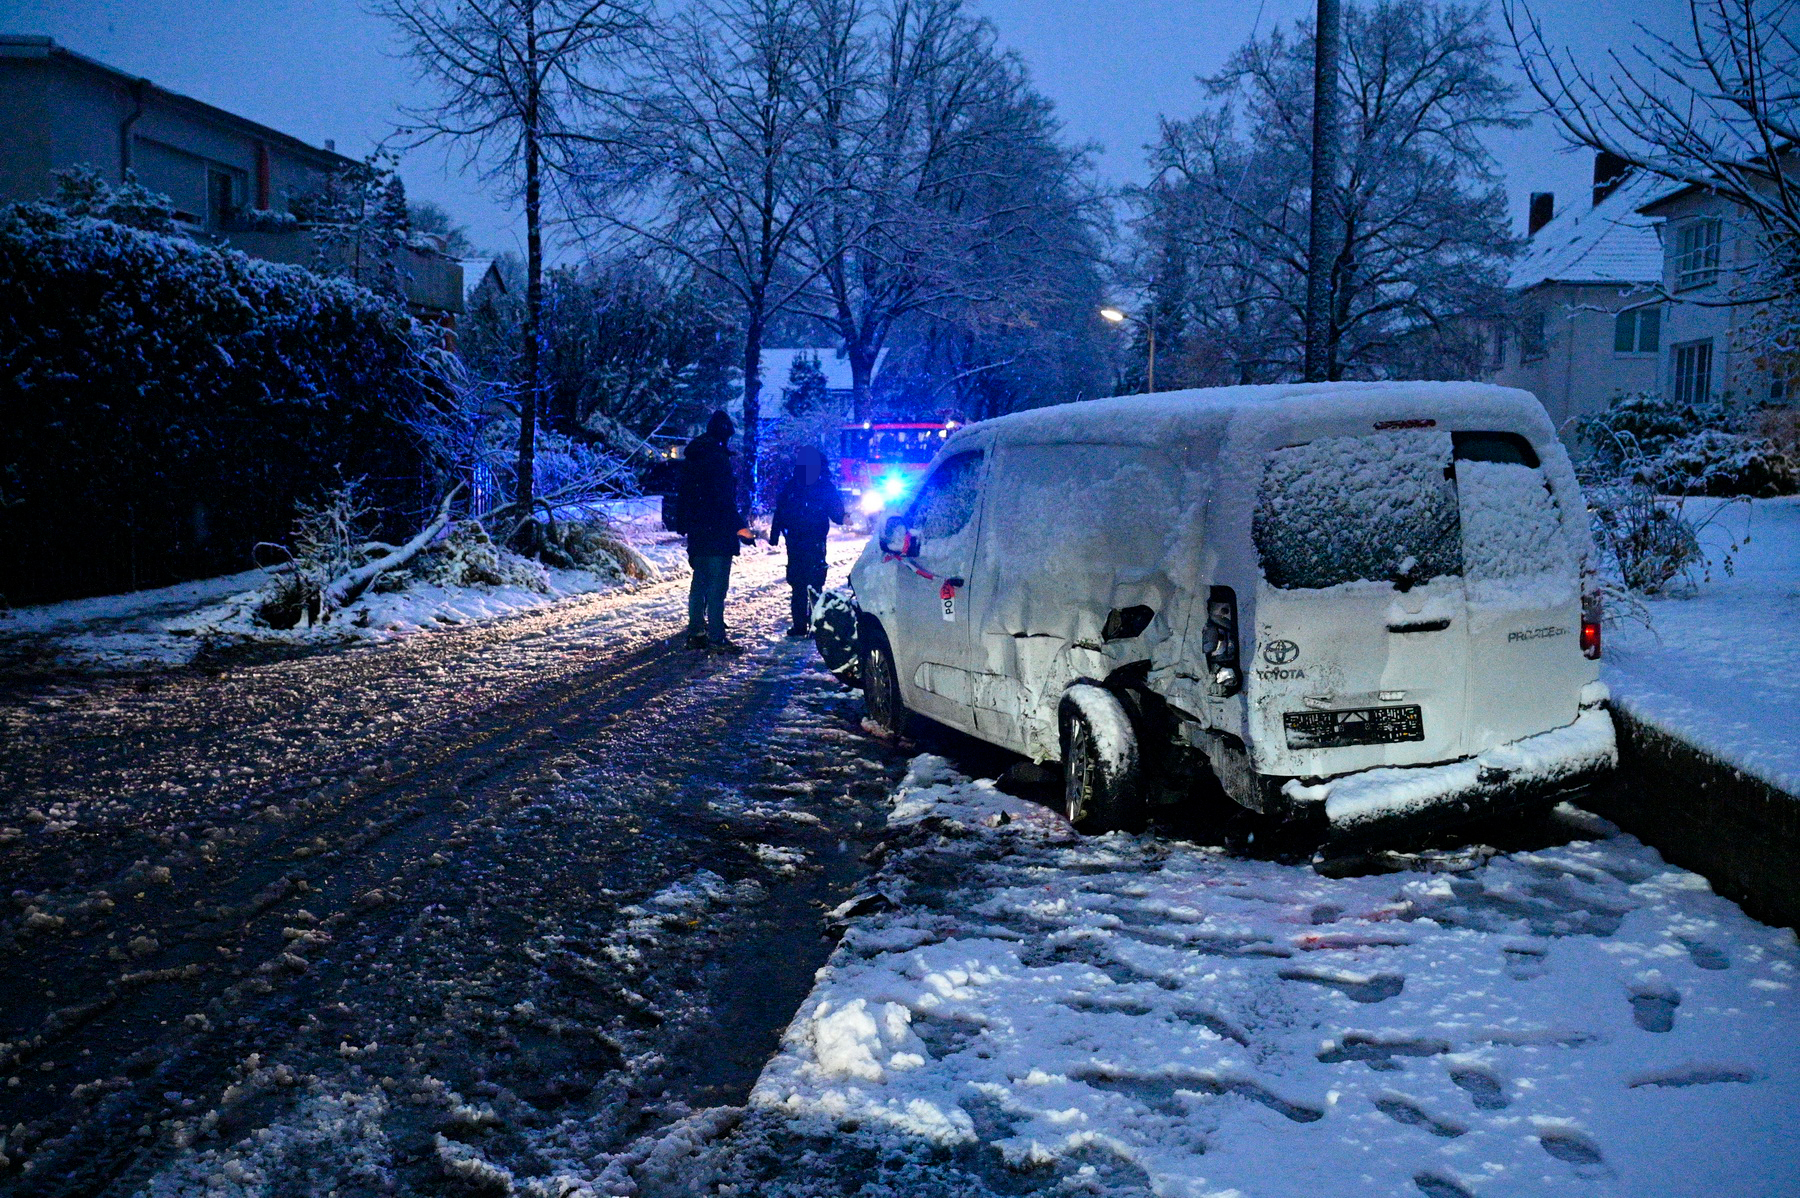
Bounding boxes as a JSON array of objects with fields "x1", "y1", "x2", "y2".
[{"x1": 839, "y1": 382, "x2": 1617, "y2": 840}]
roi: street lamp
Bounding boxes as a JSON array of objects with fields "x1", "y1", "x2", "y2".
[{"x1": 1099, "y1": 306, "x2": 1155, "y2": 394}]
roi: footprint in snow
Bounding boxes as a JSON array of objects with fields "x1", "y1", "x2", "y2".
[
  {"x1": 1681, "y1": 938, "x2": 1729, "y2": 970},
  {"x1": 1448, "y1": 1065, "x2": 1509, "y2": 1110},
  {"x1": 1502, "y1": 945, "x2": 1548, "y2": 981},
  {"x1": 1628, "y1": 1064, "x2": 1758, "y2": 1088},
  {"x1": 1279, "y1": 967, "x2": 1404, "y2": 1003},
  {"x1": 1317, "y1": 1034, "x2": 1449, "y2": 1070},
  {"x1": 1414, "y1": 1173, "x2": 1475, "y2": 1198},
  {"x1": 1538, "y1": 1129, "x2": 1607, "y2": 1174},
  {"x1": 1629, "y1": 986, "x2": 1680, "y2": 1033},
  {"x1": 1373, "y1": 1094, "x2": 1465, "y2": 1138}
]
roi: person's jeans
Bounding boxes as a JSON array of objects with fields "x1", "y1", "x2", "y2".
[
  {"x1": 687, "y1": 554, "x2": 734, "y2": 641},
  {"x1": 789, "y1": 558, "x2": 828, "y2": 631}
]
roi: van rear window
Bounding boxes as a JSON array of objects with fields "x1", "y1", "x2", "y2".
[{"x1": 1254, "y1": 430, "x2": 1462, "y2": 590}]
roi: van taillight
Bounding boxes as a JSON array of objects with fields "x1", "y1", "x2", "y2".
[
  {"x1": 1581, "y1": 592, "x2": 1602, "y2": 660},
  {"x1": 1203, "y1": 585, "x2": 1242, "y2": 697}
]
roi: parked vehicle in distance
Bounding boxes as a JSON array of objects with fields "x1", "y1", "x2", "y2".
[
  {"x1": 838, "y1": 420, "x2": 960, "y2": 521},
  {"x1": 834, "y1": 382, "x2": 1617, "y2": 841}
]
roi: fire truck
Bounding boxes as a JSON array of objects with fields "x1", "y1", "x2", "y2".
[{"x1": 837, "y1": 419, "x2": 960, "y2": 522}]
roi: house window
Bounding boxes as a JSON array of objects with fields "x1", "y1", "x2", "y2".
[
  {"x1": 1521, "y1": 311, "x2": 1547, "y2": 362},
  {"x1": 1672, "y1": 339, "x2": 1713, "y2": 405},
  {"x1": 1673, "y1": 218, "x2": 1721, "y2": 290},
  {"x1": 1613, "y1": 306, "x2": 1661, "y2": 354}
]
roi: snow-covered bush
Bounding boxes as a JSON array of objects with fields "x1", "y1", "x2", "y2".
[
  {"x1": 1586, "y1": 482, "x2": 1704, "y2": 595},
  {"x1": 512, "y1": 517, "x2": 659, "y2": 581},
  {"x1": 413, "y1": 521, "x2": 550, "y2": 591},
  {"x1": 1642, "y1": 429, "x2": 1799, "y2": 498},
  {"x1": 1578, "y1": 390, "x2": 1797, "y2": 498},
  {"x1": 1577, "y1": 391, "x2": 1729, "y2": 469},
  {"x1": 257, "y1": 481, "x2": 378, "y2": 629},
  {"x1": 0, "y1": 194, "x2": 437, "y2": 604},
  {"x1": 231, "y1": 207, "x2": 301, "y2": 233}
]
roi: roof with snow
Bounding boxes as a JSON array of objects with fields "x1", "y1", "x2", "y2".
[
  {"x1": 1508, "y1": 173, "x2": 1670, "y2": 290},
  {"x1": 458, "y1": 258, "x2": 501, "y2": 304},
  {"x1": 731, "y1": 347, "x2": 889, "y2": 420}
]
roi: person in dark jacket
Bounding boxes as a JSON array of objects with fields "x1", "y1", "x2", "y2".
[
  {"x1": 674, "y1": 410, "x2": 753, "y2": 652},
  {"x1": 769, "y1": 445, "x2": 845, "y2": 637}
]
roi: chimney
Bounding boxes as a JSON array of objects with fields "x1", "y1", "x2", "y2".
[
  {"x1": 1528, "y1": 192, "x2": 1555, "y2": 236},
  {"x1": 1593, "y1": 150, "x2": 1630, "y2": 205},
  {"x1": 324, "y1": 138, "x2": 336, "y2": 152}
]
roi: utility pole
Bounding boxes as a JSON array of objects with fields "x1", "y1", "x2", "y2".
[
  {"x1": 1303, "y1": 0, "x2": 1340, "y2": 383},
  {"x1": 1146, "y1": 321, "x2": 1156, "y2": 394}
]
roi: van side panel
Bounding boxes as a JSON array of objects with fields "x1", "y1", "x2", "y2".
[{"x1": 968, "y1": 441, "x2": 1190, "y2": 760}]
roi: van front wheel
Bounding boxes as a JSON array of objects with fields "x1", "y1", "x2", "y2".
[
  {"x1": 859, "y1": 623, "x2": 912, "y2": 737},
  {"x1": 1060, "y1": 686, "x2": 1146, "y2": 833}
]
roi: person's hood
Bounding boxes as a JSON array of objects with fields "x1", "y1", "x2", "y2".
[{"x1": 706, "y1": 410, "x2": 735, "y2": 440}]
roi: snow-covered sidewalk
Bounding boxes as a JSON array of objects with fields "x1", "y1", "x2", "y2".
[
  {"x1": 1603, "y1": 496, "x2": 1800, "y2": 796},
  {"x1": 724, "y1": 757, "x2": 1800, "y2": 1198}
]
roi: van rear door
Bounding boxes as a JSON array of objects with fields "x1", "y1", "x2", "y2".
[
  {"x1": 1452, "y1": 433, "x2": 1585, "y2": 751},
  {"x1": 1248, "y1": 428, "x2": 1469, "y2": 778}
]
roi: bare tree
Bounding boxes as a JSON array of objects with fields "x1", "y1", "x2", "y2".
[
  {"x1": 582, "y1": 0, "x2": 837, "y2": 504},
  {"x1": 794, "y1": 0, "x2": 1092, "y2": 420},
  {"x1": 1131, "y1": 0, "x2": 1519, "y2": 384},
  {"x1": 376, "y1": 0, "x2": 647, "y2": 516},
  {"x1": 1510, "y1": 0, "x2": 1800, "y2": 366}
]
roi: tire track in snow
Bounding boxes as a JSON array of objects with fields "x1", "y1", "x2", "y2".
[{"x1": 1, "y1": 542, "x2": 896, "y2": 1195}]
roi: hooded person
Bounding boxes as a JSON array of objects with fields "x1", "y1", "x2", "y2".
[
  {"x1": 769, "y1": 444, "x2": 845, "y2": 636},
  {"x1": 673, "y1": 410, "x2": 754, "y2": 652}
]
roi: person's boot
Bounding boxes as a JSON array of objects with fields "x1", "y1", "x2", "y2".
[
  {"x1": 785, "y1": 624, "x2": 810, "y2": 638},
  {"x1": 684, "y1": 633, "x2": 709, "y2": 651}
]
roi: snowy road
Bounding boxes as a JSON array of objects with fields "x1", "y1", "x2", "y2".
[
  {"x1": 5, "y1": 541, "x2": 1799, "y2": 1197},
  {"x1": 0, "y1": 542, "x2": 909, "y2": 1196}
]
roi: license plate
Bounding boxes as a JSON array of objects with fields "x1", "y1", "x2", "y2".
[{"x1": 1284, "y1": 705, "x2": 1423, "y2": 750}]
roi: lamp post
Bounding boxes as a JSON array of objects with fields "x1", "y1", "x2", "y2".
[{"x1": 1099, "y1": 306, "x2": 1155, "y2": 393}]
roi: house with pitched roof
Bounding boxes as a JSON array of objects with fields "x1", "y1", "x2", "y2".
[
  {"x1": 1486, "y1": 155, "x2": 1666, "y2": 437},
  {"x1": 0, "y1": 34, "x2": 463, "y2": 321},
  {"x1": 727, "y1": 347, "x2": 889, "y2": 425},
  {"x1": 1637, "y1": 164, "x2": 1797, "y2": 409}
]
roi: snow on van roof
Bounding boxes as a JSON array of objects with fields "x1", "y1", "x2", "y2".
[{"x1": 961, "y1": 381, "x2": 1551, "y2": 445}]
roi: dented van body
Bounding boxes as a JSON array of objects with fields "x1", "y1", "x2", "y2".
[{"x1": 842, "y1": 382, "x2": 1617, "y2": 838}]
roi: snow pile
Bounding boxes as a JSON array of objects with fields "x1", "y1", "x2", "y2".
[
  {"x1": 1604, "y1": 496, "x2": 1800, "y2": 794},
  {"x1": 746, "y1": 756, "x2": 1800, "y2": 1197}
]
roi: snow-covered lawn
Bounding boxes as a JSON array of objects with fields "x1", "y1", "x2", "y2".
[
  {"x1": 1603, "y1": 495, "x2": 1800, "y2": 794},
  {"x1": 742, "y1": 757, "x2": 1800, "y2": 1198}
]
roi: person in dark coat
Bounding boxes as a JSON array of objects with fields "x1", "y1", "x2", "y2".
[
  {"x1": 674, "y1": 410, "x2": 753, "y2": 652},
  {"x1": 769, "y1": 445, "x2": 845, "y2": 637}
]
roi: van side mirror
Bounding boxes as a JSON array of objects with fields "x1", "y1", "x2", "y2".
[{"x1": 880, "y1": 516, "x2": 918, "y2": 557}]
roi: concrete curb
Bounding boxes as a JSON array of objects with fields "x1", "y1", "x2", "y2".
[{"x1": 1593, "y1": 704, "x2": 1800, "y2": 931}]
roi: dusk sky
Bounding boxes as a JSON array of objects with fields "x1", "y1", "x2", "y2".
[{"x1": 1, "y1": 0, "x2": 1686, "y2": 264}]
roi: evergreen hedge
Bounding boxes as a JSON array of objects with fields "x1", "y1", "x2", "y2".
[{"x1": 0, "y1": 204, "x2": 435, "y2": 606}]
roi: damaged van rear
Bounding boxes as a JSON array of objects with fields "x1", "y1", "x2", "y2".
[{"x1": 840, "y1": 381, "x2": 1616, "y2": 841}]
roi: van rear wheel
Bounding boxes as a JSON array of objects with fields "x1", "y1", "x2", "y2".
[
  {"x1": 1060, "y1": 687, "x2": 1146, "y2": 833},
  {"x1": 859, "y1": 623, "x2": 913, "y2": 737}
]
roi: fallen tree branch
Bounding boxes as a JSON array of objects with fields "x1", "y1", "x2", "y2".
[{"x1": 320, "y1": 483, "x2": 465, "y2": 613}]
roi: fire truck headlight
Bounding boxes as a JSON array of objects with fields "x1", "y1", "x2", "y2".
[
  {"x1": 880, "y1": 473, "x2": 907, "y2": 499},
  {"x1": 859, "y1": 489, "x2": 888, "y2": 515}
]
